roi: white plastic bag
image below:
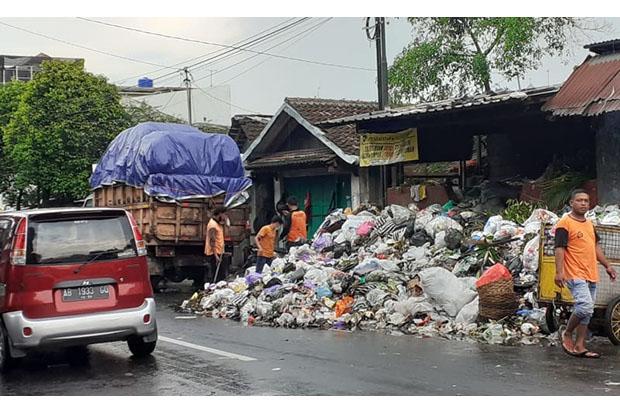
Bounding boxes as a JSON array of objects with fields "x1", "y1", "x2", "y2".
[
  {"x1": 424, "y1": 216, "x2": 463, "y2": 238},
  {"x1": 434, "y1": 231, "x2": 447, "y2": 249},
  {"x1": 522, "y1": 235, "x2": 540, "y2": 273},
  {"x1": 419, "y1": 267, "x2": 477, "y2": 317},
  {"x1": 483, "y1": 215, "x2": 503, "y2": 236},
  {"x1": 523, "y1": 209, "x2": 559, "y2": 234},
  {"x1": 602, "y1": 210, "x2": 620, "y2": 226},
  {"x1": 455, "y1": 297, "x2": 479, "y2": 324}
]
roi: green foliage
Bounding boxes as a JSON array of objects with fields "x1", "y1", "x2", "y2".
[
  {"x1": 389, "y1": 17, "x2": 581, "y2": 103},
  {"x1": 502, "y1": 199, "x2": 544, "y2": 224},
  {"x1": 0, "y1": 81, "x2": 28, "y2": 203},
  {"x1": 539, "y1": 171, "x2": 592, "y2": 211},
  {"x1": 124, "y1": 100, "x2": 184, "y2": 125},
  {"x1": 2, "y1": 61, "x2": 130, "y2": 207}
]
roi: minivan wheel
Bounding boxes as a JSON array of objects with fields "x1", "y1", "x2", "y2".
[
  {"x1": 0, "y1": 323, "x2": 18, "y2": 373},
  {"x1": 128, "y1": 335, "x2": 156, "y2": 358}
]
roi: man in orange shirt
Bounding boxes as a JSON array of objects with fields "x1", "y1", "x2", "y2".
[
  {"x1": 555, "y1": 189, "x2": 617, "y2": 358},
  {"x1": 205, "y1": 207, "x2": 228, "y2": 284},
  {"x1": 285, "y1": 196, "x2": 307, "y2": 250},
  {"x1": 255, "y1": 216, "x2": 283, "y2": 273}
]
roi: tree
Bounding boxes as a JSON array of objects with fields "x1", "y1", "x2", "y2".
[
  {"x1": 388, "y1": 18, "x2": 586, "y2": 103},
  {"x1": 3, "y1": 60, "x2": 130, "y2": 207},
  {"x1": 124, "y1": 99, "x2": 185, "y2": 125},
  {"x1": 0, "y1": 81, "x2": 27, "y2": 206}
]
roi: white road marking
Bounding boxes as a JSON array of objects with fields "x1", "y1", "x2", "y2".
[{"x1": 159, "y1": 335, "x2": 257, "y2": 361}]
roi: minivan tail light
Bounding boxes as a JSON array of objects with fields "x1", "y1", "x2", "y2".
[
  {"x1": 10, "y1": 218, "x2": 27, "y2": 266},
  {"x1": 126, "y1": 213, "x2": 147, "y2": 256}
]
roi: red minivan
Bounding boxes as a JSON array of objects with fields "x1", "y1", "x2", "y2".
[{"x1": 0, "y1": 207, "x2": 157, "y2": 371}]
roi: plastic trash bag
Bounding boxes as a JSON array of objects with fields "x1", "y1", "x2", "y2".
[
  {"x1": 521, "y1": 235, "x2": 540, "y2": 273},
  {"x1": 434, "y1": 231, "x2": 447, "y2": 249},
  {"x1": 245, "y1": 272, "x2": 263, "y2": 286},
  {"x1": 312, "y1": 233, "x2": 333, "y2": 251},
  {"x1": 444, "y1": 228, "x2": 464, "y2": 250},
  {"x1": 315, "y1": 284, "x2": 333, "y2": 299},
  {"x1": 387, "y1": 204, "x2": 415, "y2": 225},
  {"x1": 410, "y1": 230, "x2": 433, "y2": 247},
  {"x1": 403, "y1": 246, "x2": 429, "y2": 261},
  {"x1": 419, "y1": 267, "x2": 477, "y2": 317},
  {"x1": 356, "y1": 221, "x2": 375, "y2": 237},
  {"x1": 602, "y1": 210, "x2": 620, "y2": 226},
  {"x1": 455, "y1": 297, "x2": 479, "y2": 324},
  {"x1": 483, "y1": 215, "x2": 504, "y2": 236},
  {"x1": 424, "y1": 216, "x2": 463, "y2": 238},
  {"x1": 523, "y1": 209, "x2": 559, "y2": 234},
  {"x1": 475, "y1": 263, "x2": 512, "y2": 289},
  {"x1": 335, "y1": 296, "x2": 354, "y2": 317},
  {"x1": 353, "y1": 258, "x2": 399, "y2": 275}
]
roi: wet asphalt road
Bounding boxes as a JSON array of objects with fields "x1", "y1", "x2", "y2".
[{"x1": 3, "y1": 282, "x2": 620, "y2": 396}]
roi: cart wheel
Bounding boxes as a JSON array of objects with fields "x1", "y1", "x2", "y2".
[
  {"x1": 604, "y1": 296, "x2": 620, "y2": 345},
  {"x1": 543, "y1": 303, "x2": 560, "y2": 334}
]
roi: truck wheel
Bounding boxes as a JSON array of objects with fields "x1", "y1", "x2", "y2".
[
  {"x1": 0, "y1": 322, "x2": 18, "y2": 373},
  {"x1": 151, "y1": 275, "x2": 164, "y2": 292},
  {"x1": 128, "y1": 335, "x2": 157, "y2": 358},
  {"x1": 604, "y1": 296, "x2": 620, "y2": 345},
  {"x1": 543, "y1": 303, "x2": 560, "y2": 334}
]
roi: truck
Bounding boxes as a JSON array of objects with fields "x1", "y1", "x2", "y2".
[{"x1": 89, "y1": 122, "x2": 252, "y2": 289}]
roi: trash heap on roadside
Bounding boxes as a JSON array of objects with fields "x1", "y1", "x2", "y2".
[{"x1": 181, "y1": 201, "x2": 619, "y2": 346}]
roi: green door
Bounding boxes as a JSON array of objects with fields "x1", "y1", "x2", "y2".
[{"x1": 283, "y1": 175, "x2": 351, "y2": 238}]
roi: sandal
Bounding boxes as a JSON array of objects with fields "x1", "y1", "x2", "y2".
[{"x1": 577, "y1": 350, "x2": 601, "y2": 359}]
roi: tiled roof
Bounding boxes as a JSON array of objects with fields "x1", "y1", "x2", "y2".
[
  {"x1": 285, "y1": 97, "x2": 377, "y2": 124},
  {"x1": 245, "y1": 148, "x2": 336, "y2": 169},
  {"x1": 228, "y1": 114, "x2": 272, "y2": 151},
  {"x1": 543, "y1": 52, "x2": 620, "y2": 116},
  {"x1": 323, "y1": 124, "x2": 360, "y2": 155}
]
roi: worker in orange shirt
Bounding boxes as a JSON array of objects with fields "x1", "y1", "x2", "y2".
[
  {"x1": 255, "y1": 215, "x2": 283, "y2": 273},
  {"x1": 285, "y1": 196, "x2": 307, "y2": 250},
  {"x1": 204, "y1": 206, "x2": 228, "y2": 284}
]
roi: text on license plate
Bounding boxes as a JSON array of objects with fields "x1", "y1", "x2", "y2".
[{"x1": 62, "y1": 285, "x2": 110, "y2": 302}]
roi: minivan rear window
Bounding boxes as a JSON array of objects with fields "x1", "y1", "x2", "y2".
[{"x1": 27, "y1": 214, "x2": 137, "y2": 265}]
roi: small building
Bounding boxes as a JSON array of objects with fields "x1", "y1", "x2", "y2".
[
  {"x1": 326, "y1": 85, "x2": 597, "y2": 209},
  {"x1": 243, "y1": 97, "x2": 378, "y2": 236},
  {"x1": 1, "y1": 53, "x2": 83, "y2": 83}
]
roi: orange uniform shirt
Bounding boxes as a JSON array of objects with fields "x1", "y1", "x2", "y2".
[
  {"x1": 256, "y1": 225, "x2": 277, "y2": 258},
  {"x1": 205, "y1": 218, "x2": 224, "y2": 256},
  {"x1": 555, "y1": 215, "x2": 598, "y2": 282},
  {"x1": 288, "y1": 210, "x2": 307, "y2": 242}
]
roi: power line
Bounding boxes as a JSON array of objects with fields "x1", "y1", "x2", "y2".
[
  {"x1": 193, "y1": 84, "x2": 260, "y2": 114},
  {"x1": 151, "y1": 18, "x2": 312, "y2": 84},
  {"x1": 0, "y1": 20, "x2": 180, "y2": 70},
  {"x1": 78, "y1": 17, "x2": 375, "y2": 72},
  {"x1": 113, "y1": 17, "x2": 302, "y2": 85},
  {"x1": 197, "y1": 18, "x2": 333, "y2": 84}
]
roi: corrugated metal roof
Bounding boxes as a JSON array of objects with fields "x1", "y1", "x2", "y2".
[
  {"x1": 320, "y1": 85, "x2": 559, "y2": 125},
  {"x1": 543, "y1": 52, "x2": 620, "y2": 116},
  {"x1": 585, "y1": 39, "x2": 620, "y2": 55}
]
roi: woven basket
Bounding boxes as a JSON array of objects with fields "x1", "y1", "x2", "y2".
[{"x1": 477, "y1": 278, "x2": 518, "y2": 320}]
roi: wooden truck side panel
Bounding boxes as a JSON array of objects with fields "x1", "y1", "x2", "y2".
[{"x1": 93, "y1": 185, "x2": 249, "y2": 245}]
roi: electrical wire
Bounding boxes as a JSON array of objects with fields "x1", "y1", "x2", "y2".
[
  {"x1": 151, "y1": 18, "x2": 313, "y2": 84},
  {"x1": 197, "y1": 18, "x2": 333, "y2": 84},
  {"x1": 0, "y1": 20, "x2": 180, "y2": 70},
  {"x1": 78, "y1": 17, "x2": 375, "y2": 72},
  {"x1": 112, "y1": 17, "x2": 301, "y2": 85}
]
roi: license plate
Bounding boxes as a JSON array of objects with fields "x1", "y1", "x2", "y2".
[{"x1": 61, "y1": 285, "x2": 110, "y2": 302}]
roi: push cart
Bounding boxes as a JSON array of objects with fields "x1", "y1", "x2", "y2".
[{"x1": 537, "y1": 224, "x2": 620, "y2": 344}]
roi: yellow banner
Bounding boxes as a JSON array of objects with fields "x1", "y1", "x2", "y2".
[{"x1": 359, "y1": 128, "x2": 419, "y2": 167}]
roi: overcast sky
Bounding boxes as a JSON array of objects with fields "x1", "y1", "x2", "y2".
[{"x1": 1, "y1": 17, "x2": 619, "y2": 125}]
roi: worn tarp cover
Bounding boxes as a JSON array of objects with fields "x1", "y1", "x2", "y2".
[{"x1": 90, "y1": 122, "x2": 252, "y2": 203}]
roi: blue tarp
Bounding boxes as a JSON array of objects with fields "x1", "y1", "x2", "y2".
[{"x1": 90, "y1": 122, "x2": 252, "y2": 204}]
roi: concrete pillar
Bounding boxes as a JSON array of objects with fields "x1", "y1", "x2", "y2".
[
  {"x1": 486, "y1": 133, "x2": 520, "y2": 180},
  {"x1": 596, "y1": 112, "x2": 620, "y2": 204}
]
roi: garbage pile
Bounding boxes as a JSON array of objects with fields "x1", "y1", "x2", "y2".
[{"x1": 181, "y1": 201, "x2": 576, "y2": 345}]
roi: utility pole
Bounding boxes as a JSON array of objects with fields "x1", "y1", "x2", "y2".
[
  {"x1": 183, "y1": 67, "x2": 193, "y2": 125},
  {"x1": 375, "y1": 17, "x2": 389, "y2": 110}
]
